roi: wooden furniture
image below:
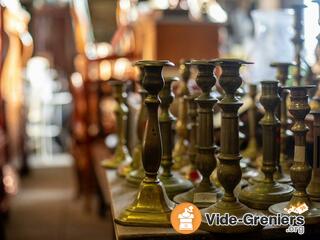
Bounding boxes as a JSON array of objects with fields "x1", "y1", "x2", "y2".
[
  {"x1": 91, "y1": 139, "x2": 320, "y2": 240},
  {"x1": 135, "y1": 14, "x2": 220, "y2": 64}
]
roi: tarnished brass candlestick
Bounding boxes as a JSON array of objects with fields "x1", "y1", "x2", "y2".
[
  {"x1": 239, "y1": 81, "x2": 294, "y2": 210},
  {"x1": 159, "y1": 77, "x2": 193, "y2": 199},
  {"x1": 185, "y1": 94, "x2": 202, "y2": 184},
  {"x1": 173, "y1": 61, "x2": 191, "y2": 170},
  {"x1": 115, "y1": 60, "x2": 175, "y2": 227},
  {"x1": 101, "y1": 80, "x2": 132, "y2": 171},
  {"x1": 271, "y1": 62, "x2": 294, "y2": 178},
  {"x1": 126, "y1": 67, "x2": 148, "y2": 185},
  {"x1": 174, "y1": 61, "x2": 222, "y2": 208},
  {"x1": 242, "y1": 84, "x2": 260, "y2": 168},
  {"x1": 291, "y1": 4, "x2": 306, "y2": 86},
  {"x1": 269, "y1": 86, "x2": 320, "y2": 223},
  {"x1": 307, "y1": 110, "x2": 320, "y2": 202},
  {"x1": 201, "y1": 59, "x2": 262, "y2": 233}
]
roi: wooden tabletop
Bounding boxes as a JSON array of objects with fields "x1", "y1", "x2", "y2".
[{"x1": 91, "y1": 140, "x2": 320, "y2": 240}]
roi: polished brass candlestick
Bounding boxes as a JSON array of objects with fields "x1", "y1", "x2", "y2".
[
  {"x1": 291, "y1": 4, "x2": 306, "y2": 86},
  {"x1": 239, "y1": 81, "x2": 294, "y2": 210},
  {"x1": 174, "y1": 61, "x2": 221, "y2": 208},
  {"x1": 173, "y1": 61, "x2": 191, "y2": 170},
  {"x1": 101, "y1": 80, "x2": 132, "y2": 171},
  {"x1": 126, "y1": 66, "x2": 148, "y2": 185},
  {"x1": 242, "y1": 84, "x2": 260, "y2": 168},
  {"x1": 269, "y1": 86, "x2": 320, "y2": 223},
  {"x1": 201, "y1": 59, "x2": 262, "y2": 233},
  {"x1": 115, "y1": 60, "x2": 175, "y2": 227},
  {"x1": 185, "y1": 94, "x2": 202, "y2": 184},
  {"x1": 271, "y1": 62, "x2": 294, "y2": 179},
  {"x1": 159, "y1": 77, "x2": 193, "y2": 199},
  {"x1": 307, "y1": 110, "x2": 320, "y2": 202}
]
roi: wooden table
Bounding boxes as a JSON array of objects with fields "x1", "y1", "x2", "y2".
[{"x1": 91, "y1": 140, "x2": 320, "y2": 240}]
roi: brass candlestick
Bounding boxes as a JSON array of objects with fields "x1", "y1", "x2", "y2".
[
  {"x1": 159, "y1": 77, "x2": 193, "y2": 199},
  {"x1": 291, "y1": 4, "x2": 306, "y2": 86},
  {"x1": 173, "y1": 61, "x2": 191, "y2": 170},
  {"x1": 126, "y1": 67, "x2": 148, "y2": 185},
  {"x1": 174, "y1": 61, "x2": 222, "y2": 208},
  {"x1": 242, "y1": 84, "x2": 260, "y2": 168},
  {"x1": 185, "y1": 94, "x2": 202, "y2": 184},
  {"x1": 201, "y1": 59, "x2": 262, "y2": 233},
  {"x1": 239, "y1": 81, "x2": 294, "y2": 210},
  {"x1": 271, "y1": 62, "x2": 294, "y2": 179},
  {"x1": 115, "y1": 60, "x2": 175, "y2": 227},
  {"x1": 269, "y1": 86, "x2": 320, "y2": 224},
  {"x1": 101, "y1": 80, "x2": 132, "y2": 171},
  {"x1": 307, "y1": 110, "x2": 320, "y2": 201}
]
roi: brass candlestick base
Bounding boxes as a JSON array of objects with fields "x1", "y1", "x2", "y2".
[
  {"x1": 116, "y1": 60, "x2": 175, "y2": 227},
  {"x1": 101, "y1": 80, "x2": 132, "y2": 171},
  {"x1": 201, "y1": 59, "x2": 263, "y2": 233},
  {"x1": 239, "y1": 81, "x2": 294, "y2": 210},
  {"x1": 174, "y1": 61, "x2": 222, "y2": 208},
  {"x1": 159, "y1": 77, "x2": 192, "y2": 199},
  {"x1": 269, "y1": 86, "x2": 320, "y2": 224}
]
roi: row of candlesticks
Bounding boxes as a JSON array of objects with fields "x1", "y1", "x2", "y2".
[{"x1": 100, "y1": 58, "x2": 320, "y2": 233}]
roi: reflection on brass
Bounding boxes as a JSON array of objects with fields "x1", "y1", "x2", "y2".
[
  {"x1": 269, "y1": 86, "x2": 320, "y2": 224},
  {"x1": 174, "y1": 61, "x2": 222, "y2": 208},
  {"x1": 101, "y1": 80, "x2": 132, "y2": 171},
  {"x1": 159, "y1": 77, "x2": 193, "y2": 199},
  {"x1": 291, "y1": 4, "x2": 306, "y2": 86},
  {"x1": 200, "y1": 59, "x2": 263, "y2": 233},
  {"x1": 185, "y1": 94, "x2": 202, "y2": 184},
  {"x1": 307, "y1": 109, "x2": 320, "y2": 202},
  {"x1": 271, "y1": 62, "x2": 294, "y2": 183},
  {"x1": 242, "y1": 84, "x2": 260, "y2": 167},
  {"x1": 239, "y1": 81, "x2": 293, "y2": 210},
  {"x1": 115, "y1": 60, "x2": 175, "y2": 227},
  {"x1": 173, "y1": 61, "x2": 191, "y2": 170},
  {"x1": 126, "y1": 67, "x2": 148, "y2": 185}
]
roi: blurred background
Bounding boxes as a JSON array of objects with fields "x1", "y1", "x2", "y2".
[{"x1": 0, "y1": 0, "x2": 318, "y2": 240}]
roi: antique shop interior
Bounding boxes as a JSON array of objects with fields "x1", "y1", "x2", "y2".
[{"x1": 1, "y1": 0, "x2": 320, "y2": 239}]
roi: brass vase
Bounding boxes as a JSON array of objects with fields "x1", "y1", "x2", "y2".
[
  {"x1": 174, "y1": 60, "x2": 222, "y2": 208},
  {"x1": 115, "y1": 60, "x2": 175, "y2": 227},
  {"x1": 239, "y1": 81, "x2": 293, "y2": 210},
  {"x1": 307, "y1": 109, "x2": 320, "y2": 202},
  {"x1": 173, "y1": 61, "x2": 191, "y2": 170},
  {"x1": 126, "y1": 66, "x2": 148, "y2": 185},
  {"x1": 101, "y1": 80, "x2": 132, "y2": 171},
  {"x1": 200, "y1": 59, "x2": 263, "y2": 233},
  {"x1": 159, "y1": 77, "x2": 193, "y2": 199},
  {"x1": 269, "y1": 86, "x2": 320, "y2": 224}
]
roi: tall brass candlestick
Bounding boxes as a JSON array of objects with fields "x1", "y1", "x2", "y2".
[
  {"x1": 271, "y1": 62, "x2": 294, "y2": 177},
  {"x1": 126, "y1": 66, "x2": 148, "y2": 185},
  {"x1": 174, "y1": 61, "x2": 221, "y2": 208},
  {"x1": 185, "y1": 94, "x2": 202, "y2": 184},
  {"x1": 115, "y1": 60, "x2": 175, "y2": 227},
  {"x1": 307, "y1": 110, "x2": 320, "y2": 201},
  {"x1": 269, "y1": 86, "x2": 320, "y2": 223},
  {"x1": 201, "y1": 59, "x2": 262, "y2": 233},
  {"x1": 159, "y1": 77, "x2": 193, "y2": 199},
  {"x1": 242, "y1": 84, "x2": 259, "y2": 167},
  {"x1": 291, "y1": 4, "x2": 306, "y2": 86},
  {"x1": 173, "y1": 61, "x2": 191, "y2": 170},
  {"x1": 239, "y1": 81, "x2": 293, "y2": 210},
  {"x1": 101, "y1": 80, "x2": 132, "y2": 170}
]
